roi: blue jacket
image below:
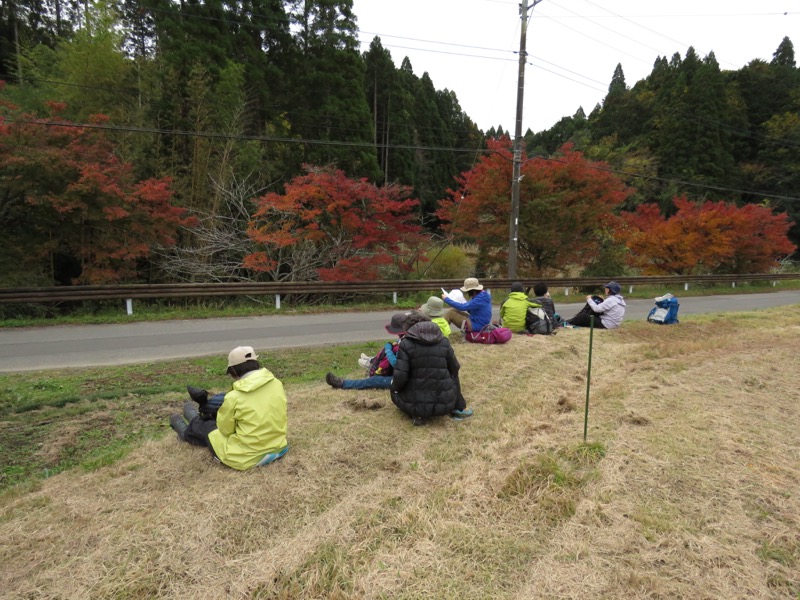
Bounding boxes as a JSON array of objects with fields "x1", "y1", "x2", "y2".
[{"x1": 444, "y1": 290, "x2": 492, "y2": 332}]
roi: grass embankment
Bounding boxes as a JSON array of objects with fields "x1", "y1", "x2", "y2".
[{"x1": 1, "y1": 307, "x2": 799, "y2": 598}]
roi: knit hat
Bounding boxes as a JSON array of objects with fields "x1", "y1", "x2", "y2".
[
  {"x1": 510, "y1": 282, "x2": 524, "y2": 293},
  {"x1": 420, "y1": 296, "x2": 445, "y2": 317}
]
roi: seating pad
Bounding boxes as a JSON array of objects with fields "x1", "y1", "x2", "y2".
[{"x1": 256, "y1": 446, "x2": 288, "y2": 466}]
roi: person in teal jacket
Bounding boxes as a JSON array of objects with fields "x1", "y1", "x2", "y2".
[
  {"x1": 499, "y1": 282, "x2": 543, "y2": 333},
  {"x1": 170, "y1": 346, "x2": 288, "y2": 470}
]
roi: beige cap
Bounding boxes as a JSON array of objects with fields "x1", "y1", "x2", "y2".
[{"x1": 227, "y1": 346, "x2": 258, "y2": 368}]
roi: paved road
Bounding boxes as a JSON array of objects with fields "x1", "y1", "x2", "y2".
[{"x1": 1, "y1": 290, "x2": 799, "y2": 373}]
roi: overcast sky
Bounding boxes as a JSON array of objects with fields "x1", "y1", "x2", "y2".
[{"x1": 351, "y1": 0, "x2": 798, "y2": 135}]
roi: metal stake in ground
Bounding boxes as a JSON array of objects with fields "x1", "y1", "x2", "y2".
[{"x1": 583, "y1": 314, "x2": 595, "y2": 442}]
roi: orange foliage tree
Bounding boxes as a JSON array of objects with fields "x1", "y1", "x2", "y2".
[
  {"x1": 436, "y1": 139, "x2": 631, "y2": 275},
  {"x1": 244, "y1": 166, "x2": 425, "y2": 281},
  {"x1": 618, "y1": 196, "x2": 796, "y2": 274},
  {"x1": 0, "y1": 94, "x2": 193, "y2": 284}
]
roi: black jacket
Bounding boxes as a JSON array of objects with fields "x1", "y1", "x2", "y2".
[
  {"x1": 391, "y1": 321, "x2": 460, "y2": 417},
  {"x1": 533, "y1": 295, "x2": 556, "y2": 319}
]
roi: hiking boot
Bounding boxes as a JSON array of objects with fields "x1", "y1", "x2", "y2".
[
  {"x1": 187, "y1": 385, "x2": 208, "y2": 405},
  {"x1": 451, "y1": 408, "x2": 474, "y2": 420},
  {"x1": 326, "y1": 372, "x2": 344, "y2": 389},
  {"x1": 411, "y1": 416, "x2": 425, "y2": 426},
  {"x1": 170, "y1": 414, "x2": 188, "y2": 441},
  {"x1": 183, "y1": 401, "x2": 200, "y2": 422}
]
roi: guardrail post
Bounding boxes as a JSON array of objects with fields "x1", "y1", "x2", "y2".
[
  {"x1": 275, "y1": 294, "x2": 281, "y2": 309},
  {"x1": 684, "y1": 282, "x2": 689, "y2": 291},
  {"x1": 125, "y1": 299, "x2": 133, "y2": 315},
  {"x1": 393, "y1": 292, "x2": 397, "y2": 304},
  {"x1": 772, "y1": 280, "x2": 777, "y2": 287},
  {"x1": 564, "y1": 287, "x2": 569, "y2": 296},
  {"x1": 732, "y1": 282, "x2": 736, "y2": 288},
  {"x1": 628, "y1": 285, "x2": 633, "y2": 294}
]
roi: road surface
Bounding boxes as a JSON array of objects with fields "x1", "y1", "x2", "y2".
[{"x1": 1, "y1": 291, "x2": 798, "y2": 372}]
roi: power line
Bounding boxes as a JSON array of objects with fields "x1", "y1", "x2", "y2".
[
  {"x1": 539, "y1": 154, "x2": 800, "y2": 203},
  {"x1": 547, "y1": 0, "x2": 671, "y2": 60},
  {"x1": 2, "y1": 118, "x2": 488, "y2": 154},
  {"x1": 579, "y1": 0, "x2": 690, "y2": 56},
  {"x1": 6, "y1": 117, "x2": 798, "y2": 204},
  {"x1": 12, "y1": 75, "x2": 484, "y2": 140}
]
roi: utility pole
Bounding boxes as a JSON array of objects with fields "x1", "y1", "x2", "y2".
[{"x1": 508, "y1": 0, "x2": 541, "y2": 278}]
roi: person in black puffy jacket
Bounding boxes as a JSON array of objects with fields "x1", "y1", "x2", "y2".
[{"x1": 390, "y1": 312, "x2": 474, "y2": 426}]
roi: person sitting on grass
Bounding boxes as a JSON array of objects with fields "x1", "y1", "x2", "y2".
[
  {"x1": 531, "y1": 282, "x2": 555, "y2": 319},
  {"x1": 390, "y1": 312, "x2": 473, "y2": 426},
  {"x1": 169, "y1": 345, "x2": 288, "y2": 470},
  {"x1": 326, "y1": 312, "x2": 411, "y2": 390},
  {"x1": 440, "y1": 287, "x2": 470, "y2": 331},
  {"x1": 419, "y1": 296, "x2": 452, "y2": 337},
  {"x1": 531, "y1": 282, "x2": 566, "y2": 328},
  {"x1": 442, "y1": 277, "x2": 493, "y2": 343},
  {"x1": 499, "y1": 281, "x2": 543, "y2": 333},
  {"x1": 565, "y1": 280, "x2": 627, "y2": 329}
]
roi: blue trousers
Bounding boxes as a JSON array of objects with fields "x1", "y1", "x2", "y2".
[{"x1": 342, "y1": 375, "x2": 393, "y2": 390}]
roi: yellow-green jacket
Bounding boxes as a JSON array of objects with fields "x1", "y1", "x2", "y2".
[
  {"x1": 209, "y1": 368, "x2": 288, "y2": 470},
  {"x1": 499, "y1": 291, "x2": 542, "y2": 333},
  {"x1": 431, "y1": 316, "x2": 452, "y2": 338}
]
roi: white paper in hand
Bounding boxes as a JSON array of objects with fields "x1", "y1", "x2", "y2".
[{"x1": 445, "y1": 289, "x2": 466, "y2": 304}]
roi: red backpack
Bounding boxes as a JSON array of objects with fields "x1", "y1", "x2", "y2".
[{"x1": 368, "y1": 342, "x2": 398, "y2": 376}]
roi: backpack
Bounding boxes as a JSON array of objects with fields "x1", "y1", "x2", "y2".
[
  {"x1": 525, "y1": 306, "x2": 554, "y2": 335},
  {"x1": 471, "y1": 323, "x2": 512, "y2": 344},
  {"x1": 647, "y1": 293, "x2": 680, "y2": 325},
  {"x1": 368, "y1": 342, "x2": 397, "y2": 376},
  {"x1": 488, "y1": 326, "x2": 513, "y2": 344}
]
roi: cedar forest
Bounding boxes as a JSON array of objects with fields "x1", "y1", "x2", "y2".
[{"x1": 0, "y1": 0, "x2": 797, "y2": 288}]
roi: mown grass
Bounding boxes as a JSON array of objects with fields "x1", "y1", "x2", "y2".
[
  {"x1": 0, "y1": 342, "x2": 382, "y2": 490},
  {"x1": 1, "y1": 306, "x2": 799, "y2": 599}
]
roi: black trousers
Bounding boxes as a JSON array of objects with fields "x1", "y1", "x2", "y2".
[
  {"x1": 453, "y1": 376, "x2": 467, "y2": 411},
  {"x1": 185, "y1": 416, "x2": 219, "y2": 458},
  {"x1": 567, "y1": 302, "x2": 607, "y2": 328}
]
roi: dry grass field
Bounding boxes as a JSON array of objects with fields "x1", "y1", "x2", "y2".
[{"x1": 1, "y1": 307, "x2": 799, "y2": 599}]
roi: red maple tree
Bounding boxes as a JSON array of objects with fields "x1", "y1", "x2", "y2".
[
  {"x1": 244, "y1": 165, "x2": 424, "y2": 281},
  {"x1": 618, "y1": 196, "x2": 796, "y2": 274},
  {"x1": 0, "y1": 92, "x2": 194, "y2": 284},
  {"x1": 436, "y1": 139, "x2": 631, "y2": 275}
]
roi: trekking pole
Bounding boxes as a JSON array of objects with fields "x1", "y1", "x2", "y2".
[{"x1": 583, "y1": 315, "x2": 595, "y2": 442}]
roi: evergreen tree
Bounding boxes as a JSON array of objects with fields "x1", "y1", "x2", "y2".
[
  {"x1": 652, "y1": 48, "x2": 736, "y2": 185},
  {"x1": 750, "y1": 111, "x2": 800, "y2": 248},
  {"x1": 526, "y1": 107, "x2": 587, "y2": 155},
  {"x1": 363, "y1": 37, "x2": 412, "y2": 184},
  {"x1": 772, "y1": 36, "x2": 796, "y2": 67},
  {"x1": 591, "y1": 63, "x2": 628, "y2": 140},
  {"x1": 288, "y1": 0, "x2": 380, "y2": 179},
  {"x1": 228, "y1": 0, "x2": 294, "y2": 135}
]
